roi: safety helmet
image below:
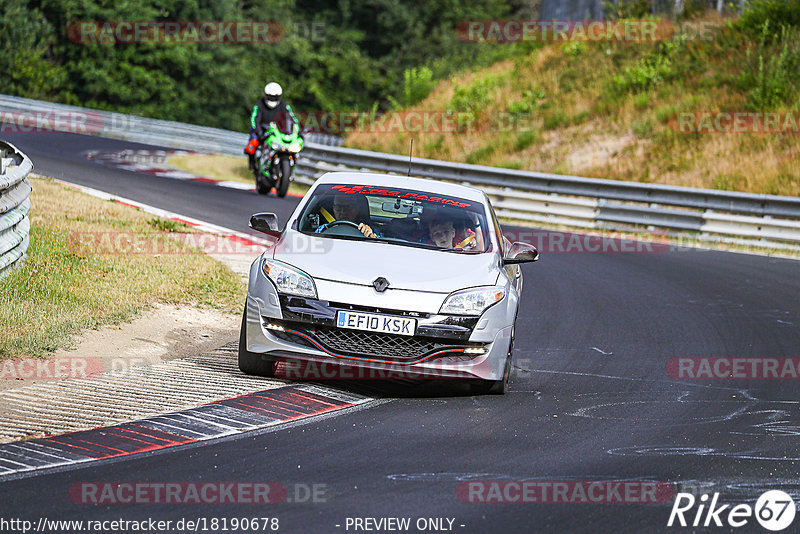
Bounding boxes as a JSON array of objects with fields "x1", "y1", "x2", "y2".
[{"x1": 264, "y1": 82, "x2": 282, "y2": 109}]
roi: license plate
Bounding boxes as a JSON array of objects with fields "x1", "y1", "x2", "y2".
[{"x1": 336, "y1": 311, "x2": 416, "y2": 337}]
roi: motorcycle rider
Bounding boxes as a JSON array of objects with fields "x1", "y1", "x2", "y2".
[{"x1": 245, "y1": 82, "x2": 301, "y2": 170}]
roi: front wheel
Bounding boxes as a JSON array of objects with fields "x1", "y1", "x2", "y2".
[
  {"x1": 472, "y1": 328, "x2": 513, "y2": 395},
  {"x1": 238, "y1": 307, "x2": 275, "y2": 377},
  {"x1": 255, "y1": 158, "x2": 271, "y2": 195},
  {"x1": 485, "y1": 352, "x2": 511, "y2": 395},
  {"x1": 256, "y1": 176, "x2": 271, "y2": 195},
  {"x1": 276, "y1": 157, "x2": 291, "y2": 198}
]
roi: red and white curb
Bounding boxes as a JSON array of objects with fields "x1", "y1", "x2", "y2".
[
  {"x1": 86, "y1": 149, "x2": 253, "y2": 191},
  {"x1": 0, "y1": 383, "x2": 373, "y2": 479}
]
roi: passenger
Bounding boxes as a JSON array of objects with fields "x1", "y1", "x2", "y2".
[
  {"x1": 424, "y1": 211, "x2": 477, "y2": 250},
  {"x1": 453, "y1": 213, "x2": 481, "y2": 251}
]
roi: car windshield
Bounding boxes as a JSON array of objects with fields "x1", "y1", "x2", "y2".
[{"x1": 297, "y1": 183, "x2": 491, "y2": 253}]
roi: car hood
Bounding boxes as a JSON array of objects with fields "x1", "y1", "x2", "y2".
[{"x1": 271, "y1": 230, "x2": 499, "y2": 293}]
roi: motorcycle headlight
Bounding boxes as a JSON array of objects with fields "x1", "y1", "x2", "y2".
[
  {"x1": 439, "y1": 286, "x2": 505, "y2": 316},
  {"x1": 262, "y1": 259, "x2": 317, "y2": 298},
  {"x1": 288, "y1": 141, "x2": 302, "y2": 153}
]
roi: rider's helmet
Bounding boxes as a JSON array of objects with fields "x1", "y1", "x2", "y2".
[{"x1": 264, "y1": 82, "x2": 282, "y2": 109}]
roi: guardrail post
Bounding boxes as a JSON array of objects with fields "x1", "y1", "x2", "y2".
[{"x1": 0, "y1": 140, "x2": 33, "y2": 279}]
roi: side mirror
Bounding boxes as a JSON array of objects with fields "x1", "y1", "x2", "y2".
[
  {"x1": 249, "y1": 212, "x2": 281, "y2": 239},
  {"x1": 503, "y1": 242, "x2": 539, "y2": 264}
]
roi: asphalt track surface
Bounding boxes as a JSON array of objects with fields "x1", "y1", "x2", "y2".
[{"x1": 2, "y1": 131, "x2": 800, "y2": 533}]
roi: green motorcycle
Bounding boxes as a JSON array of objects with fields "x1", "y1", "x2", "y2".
[{"x1": 254, "y1": 121, "x2": 304, "y2": 197}]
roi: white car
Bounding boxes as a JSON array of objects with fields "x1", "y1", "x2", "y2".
[{"x1": 239, "y1": 172, "x2": 538, "y2": 394}]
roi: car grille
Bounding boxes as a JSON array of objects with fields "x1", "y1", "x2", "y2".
[
  {"x1": 272, "y1": 322, "x2": 468, "y2": 362},
  {"x1": 313, "y1": 327, "x2": 444, "y2": 361}
]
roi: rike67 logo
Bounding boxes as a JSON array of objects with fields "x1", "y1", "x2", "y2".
[{"x1": 668, "y1": 490, "x2": 796, "y2": 531}]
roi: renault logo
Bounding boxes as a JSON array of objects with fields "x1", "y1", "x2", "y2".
[{"x1": 373, "y1": 277, "x2": 390, "y2": 292}]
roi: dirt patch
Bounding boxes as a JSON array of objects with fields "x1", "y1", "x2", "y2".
[
  {"x1": 566, "y1": 134, "x2": 636, "y2": 173},
  {"x1": 0, "y1": 303, "x2": 239, "y2": 391}
]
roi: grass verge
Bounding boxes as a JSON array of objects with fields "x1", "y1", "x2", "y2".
[
  {"x1": 344, "y1": 10, "x2": 800, "y2": 196},
  {"x1": 0, "y1": 176, "x2": 246, "y2": 359}
]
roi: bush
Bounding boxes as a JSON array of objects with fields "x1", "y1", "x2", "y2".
[
  {"x1": 603, "y1": 0, "x2": 652, "y2": 19},
  {"x1": 562, "y1": 41, "x2": 586, "y2": 57},
  {"x1": 679, "y1": 0, "x2": 712, "y2": 20},
  {"x1": 736, "y1": 0, "x2": 800, "y2": 38},
  {"x1": 612, "y1": 54, "x2": 673, "y2": 92},
  {"x1": 738, "y1": 23, "x2": 800, "y2": 110},
  {"x1": 448, "y1": 73, "x2": 505, "y2": 113},
  {"x1": 611, "y1": 38, "x2": 685, "y2": 93},
  {"x1": 392, "y1": 67, "x2": 435, "y2": 108},
  {"x1": 506, "y1": 88, "x2": 546, "y2": 117}
]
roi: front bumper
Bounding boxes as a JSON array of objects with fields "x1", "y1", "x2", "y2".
[{"x1": 243, "y1": 293, "x2": 513, "y2": 381}]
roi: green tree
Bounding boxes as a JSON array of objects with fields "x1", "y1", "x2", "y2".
[{"x1": 0, "y1": 0, "x2": 65, "y2": 99}]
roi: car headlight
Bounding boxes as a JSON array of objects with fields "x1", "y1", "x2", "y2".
[
  {"x1": 262, "y1": 259, "x2": 317, "y2": 298},
  {"x1": 288, "y1": 141, "x2": 302, "y2": 153},
  {"x1": 439, "y1": 286, "x2": 505, "y2": 316}
]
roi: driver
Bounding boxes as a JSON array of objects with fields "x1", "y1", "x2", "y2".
[{"x1": 315, "y1": 193, "x2": 379, "y2": 238}]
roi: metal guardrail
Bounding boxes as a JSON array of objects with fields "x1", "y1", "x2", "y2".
[
  {"x1": 0, "y1": 94, "x2": 341, "y2": 155},
  {"x1": 2, "y1": 94, "x2": 799, "y2": 249},
  {"x1": 0, "y1": 140, "x2": 33, "y2": 279},
  {"x1": 294, "y1": 147, "x2": 800, "y2": 248}
]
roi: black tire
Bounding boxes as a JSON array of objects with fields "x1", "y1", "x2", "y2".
[
  {"x1": 486, "y1": 352, "x2": 511, "y2": 395},
  {"x1": 238, "y1": 307, "x2": 275, "y2": 377},
  {"x1": 276, "y1": 158, "x2": 291, "y2": 198},
  {"x1": 472, "y1": 328, "x2": 514, "y2": 395},
  {"x1": 254, "y1": 150, "x2": 271, "y2": 195},
  {"x1": 255, "y1": 167, "x2": 271, "y2": 194}
]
